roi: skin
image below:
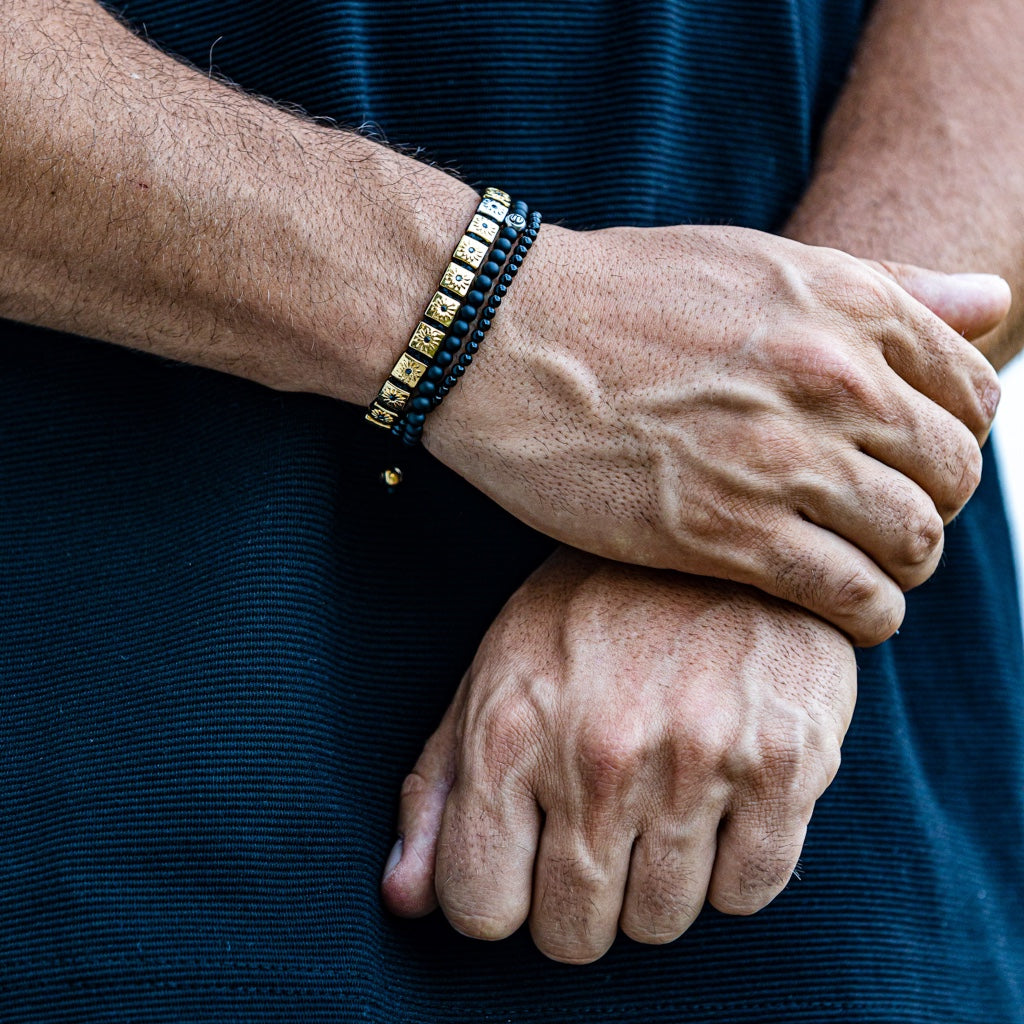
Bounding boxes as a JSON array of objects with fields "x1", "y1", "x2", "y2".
[
  {"x1": 0, "y1": 1, "x2": 1007, "y2": 646},
  {"x1": 383, "y1": 0, "x2": 1024, "y2": 964},
  {"x1": 1, "y1": 0, "x2": 1019, "y2": 969}
]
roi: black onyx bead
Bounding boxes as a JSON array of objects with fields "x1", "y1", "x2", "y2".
[
  {"x1": 417, "y1": 380, "x2": 437, "y2": 396},
  {"x1": 401, "y1": 436, "x2": 418, "y2": 448},
  {"x1": 426, "y1": 365, "x2": 444, "y2": 382},
  {"x1": 511, "y1": 252, "x2": 524, "y2": 265},
  {"x1": 476, "y1": 274, "x2": 493, "y2": 290},
  {"x1": 437, "y1": 385, "x2": 450, "y2": 398},
  {"x1": 390, "y1": 424, "x2": 401, "y2": 437},
  {"x1": 493, "y1": 237, "x2": 512, "y2": 254},
  {"x1": 500, "y1": 226, "x2": 519, "y2": 242},
  {"x1": 495, "y1": 283, "x2": 508, "y2": 297},
  {"x1": 411, "y1": 396, "x2": 432, "y2": 412},
  {"x1": 465, "y1": 340, "x2": 480, "y2": 354},
  {"x1": 513, "y1": 200, "x2": 528, "y2": 216},
  {"x1": 460, "y1": 305, "x2": 477, "y2": 321},
  {"x1": 479, "y1": 318, "x2": 492, "y2": 331},
  {"x1": 492, "y1": 294, "x2": 502, "y2": 306},
  {"x1": 467, "y1": 289, "x2": 485, "y2": 306},
  {"x1": 482, "y1": 261, "x2": 501, "y2": 277},
  {"x1": 459, "y1": 352, "x2": 473, "y2": 366},
  {"x1": 406, "y1": 412, "x2": 426, "y2": 426},
  {"x1": 471, "y1": 329, "x2": 485, "y2": 343},
  {"x1": 490, "y1": 248, "x2": 507, "y2": 264},
  {"x1": 450, "y1": 319, "x2": 470, "y2": 337},
  {"x1": 453, "y1": 364, "x2": 466, "y2": 378},
  {"x1": 508, "y1": 264, "x2": 518, "y2": 275},
  {"x1": 435, "y1": 350, "x2": 453, "y2": 366},
  {"x1": 443, "y1": 373, "x2": 457, "y2": 387},
  {"x1": 443, "y1": 336, "x2": 462, "y2": 353}
]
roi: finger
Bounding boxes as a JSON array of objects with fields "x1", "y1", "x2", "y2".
[
  {"x1": 853, "y1": 382, "x2": 983, "y2": 524},
  {"x1": 619, "y1": 823, "x2": 717, "y2": 945},
  {"x1": 381, "y1": 704, "x2": 461, "y2": 918},
  {"x1": 858, "y1": 260, "x2": 1001, "y2": 441},
  {"x1": 528, "y1": 810, "x2": 634, "y2": 964},
  {"x1": 751, "y1": 515, "x2": 906, "y2": 646},
  {"x1": 795, "y1": 452, "x2": 944, "y2": 592},
  {"x1": 434, "y1": 772, "x2": 541, "y2": 942},
  {"x1": 708, "y1": 804, "x2": 811, "y2": 917},
  {"x1": 866, "y1": 261, "x2": 1011, "y2": 342}
]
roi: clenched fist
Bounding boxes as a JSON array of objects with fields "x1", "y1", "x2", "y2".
[{"x1": 382, "y1": 549, "x2": 857, "y2": 963}]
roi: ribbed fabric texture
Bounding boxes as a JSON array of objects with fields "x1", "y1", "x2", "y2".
[{"x1": 2, "y1": 2, "x2": 1022, "y2": 1021}]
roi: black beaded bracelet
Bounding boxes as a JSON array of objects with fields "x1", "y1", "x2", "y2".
[
  {"x1": 431, "y1": 207, "x2": 540, "y2": 410},
  {"x1": 395, "y1": 204, "x2": 541, "y2": 448},
  {"x1": 365, "y1": 187, "x2": 512, "y2": 431}
]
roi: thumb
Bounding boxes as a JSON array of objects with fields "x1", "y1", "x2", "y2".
[
  {"x1": 862, "y1": 259, "x2": 1011, "y2": 341},
  {"x1": 380, "y1": 700, "x2": 460, "y2": 918}
]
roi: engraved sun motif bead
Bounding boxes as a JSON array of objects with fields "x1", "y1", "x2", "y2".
[
  {"x1": 440, "y1": 262, "x2": 476, "y2": 297},
  {"x1": 483, "y1": 186, "x2": 512, "y2": 205},
  {"x1": 478, "y1": 197, "x2": 509, "y2": 222},
  {"x1": 425, "y1": 291, "x2": 461, "y2": 326},
  {"x1": 378, "y1": 380, "x2": 411, "y2": 412},
  {"x1": 392, "y1": 352, "x2": 430, "y2": 387},
  {"x1": 409, "y1": 321, "x2": 446, "y2": 357},
  {"x1": 468, "y1": 214, "x2": 500, "y2": 243},
  {"x1": 453, "y1": 235, "x2": 488, "y2": 269},
  {"x1": 365, "y1": 404, "x2": 398, "y2": 427}
]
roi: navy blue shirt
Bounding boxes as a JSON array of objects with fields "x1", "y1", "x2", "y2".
[{"x1": 1, "y1": 2, "x2": 1022, "y2": 1021}]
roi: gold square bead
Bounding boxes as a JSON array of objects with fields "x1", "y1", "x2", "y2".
[
  {"x1": 377, "y1": 379, "x2": 411, "y2": 412},
  {"x1": 409, "y1": 321, "x2": 446, "y2": 357},
  {"x1": 440, "y1": 261, "x2": 476, "y2": 297},
  {"x1": 467, "y1": 214, "x2": 499, "y2": 244},
  {"x1": 392, "y1": 352, "x2": 430, "y2": 387},
  {"x1": 453, "y1": 235, "x2": 488, "y2": 269},
  {"x1": 478, "y1": 197, "x2": 508, "y2": 222},
  {"x1": 483, "y1": 186, "x2": 511, "y2": 205},
  {"x1": 425, "y1": 290, "x2": 460, "y2": 326},
  {"x1": 366, "y1": 404, "x2": 397, "y2": 427}
]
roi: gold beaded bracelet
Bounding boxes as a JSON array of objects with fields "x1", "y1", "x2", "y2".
[{"x1": 364, "y1": 187, "x2": 512, "y2": 430}]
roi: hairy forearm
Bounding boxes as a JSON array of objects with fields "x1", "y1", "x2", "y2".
[
  {"x1": 0, "y1": 0, "x2": 477, "y2": 402},
  {"x1": 785, "y1": 0, "x2": 1024, "y2": 370}
]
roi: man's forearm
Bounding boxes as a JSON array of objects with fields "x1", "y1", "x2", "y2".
[
  {"x1": 0, "y1": 0, "x2": 477, "y2": 403},
  {"x1": 786, "y1": 0, "x2": 1024, "y2": 371}
]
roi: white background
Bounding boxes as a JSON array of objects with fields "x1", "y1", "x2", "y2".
[{"x1": 994, "y1": 356, "x2": 1024, "y2": 631}]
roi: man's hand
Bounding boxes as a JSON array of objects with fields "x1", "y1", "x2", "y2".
[
  {"x1": 381, "y1": 548, "x2": 856, "y2": 964},
  {"x1": 1, "y1": 4, "x2": 1008, "y2": 653},
  {"x1": 427, "y1": 226, "x2": 1007, "y2": 645}
]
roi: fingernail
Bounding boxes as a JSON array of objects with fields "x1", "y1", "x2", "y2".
[
  {"x1": 948, "y1": 273, "x2": 1012, "y2": 298},
  {"x1": 383, "y1": 837, "x2": 403, "y2": 880}
]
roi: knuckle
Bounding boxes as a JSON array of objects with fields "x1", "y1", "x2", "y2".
[
  {"x1": 830, "y1": 567, "x2": 903, "y2": 644},
  {"x1": 754, "y1": 741, "x2": 804, "y2": 792},
  {"x1": 949, "y1": 442, "x2": 983, "y2": 513},
  {"x1": 969, "y1": 362, "x2": 1002, "y2": 433},
  {"x1": 821, "y1": 742, "x2": 843, "y2": 788},
  {"x1": 712, "y1": 834, "x2": 804, "y2": 916},
  {"x1": 711, "y1": 863, "x2": 791, "y2": 916},
  {"x1": 439, "y1": 890, "x2": 519, "y2": 942},
  {"x1": 578, "y1": 726, "x2": 651, "y2": 802},
  {"x1": 474, "y1": 703, "x2": 539, "y2": 767},
  {"x1": 620, "y1": 870, "x2": 702, "y2": 945},
  {"x1": 781, "y1": 337, "x2": 875, "y2": 408},
  {"x1": 399, "y1": 770, "x2": 430, "y2": 804},
  {"x1": 899, "y1": 505, "x2": 945, "y2": 570}
]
